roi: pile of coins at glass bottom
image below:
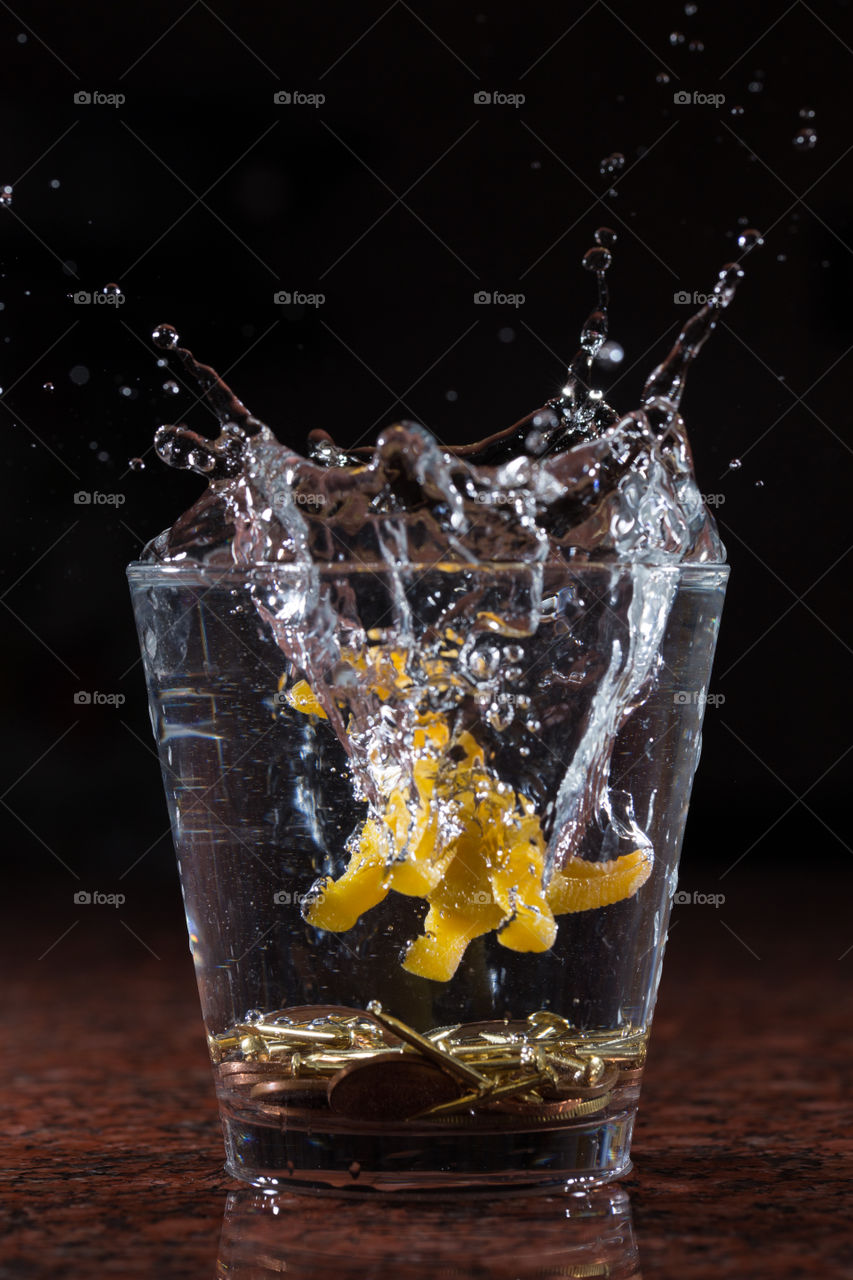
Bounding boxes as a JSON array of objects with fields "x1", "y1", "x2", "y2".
[{"x1": 211, "y1": 1004, "x2": 638, "y2": 1127}]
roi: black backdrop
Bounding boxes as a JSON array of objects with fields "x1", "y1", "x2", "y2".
[{"x1": 2, "y1": 0, "x2": 851, "y2": 928}]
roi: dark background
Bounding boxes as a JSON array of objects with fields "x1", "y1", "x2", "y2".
[{"x1": 1, "y1": 0, "x2": 851, "y2": 961}]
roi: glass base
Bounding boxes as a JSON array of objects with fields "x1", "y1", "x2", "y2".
[{"x1": 221, "y1": 1107, "x2": 636, "y2": 1192}]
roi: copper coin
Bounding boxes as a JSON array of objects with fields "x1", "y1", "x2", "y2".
[
  {"x1": 328, "y1": 1053, "x2": 464, "y2": 1122},
  {"x1": 249, "y1": 1078, "x2": 328, "y2": 1100}
]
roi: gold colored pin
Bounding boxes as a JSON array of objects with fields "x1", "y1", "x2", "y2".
[
  {"x1": 367, "y1": 1001, "x2": 490, "y2": 1091},
  {"x1": 413, "y1": 1068, "x2": 552, "y2": 1119}
]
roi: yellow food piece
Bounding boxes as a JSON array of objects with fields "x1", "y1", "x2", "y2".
[
  {"x1": 282, "y1": 676, "x2": 327, "y2": 719},
  {"x1": 284, "y1": 652, "x2": 653, "y2": 980},
  {"x1": 546, "y1": 847, "x2": 653, "y2": 915}
]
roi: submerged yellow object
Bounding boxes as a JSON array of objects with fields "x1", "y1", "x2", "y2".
[{"x1": 288, "y1": 655, "x2": 652, "y2": 981}]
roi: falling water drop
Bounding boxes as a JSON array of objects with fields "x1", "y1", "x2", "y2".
[
  {"x1": 688, "y1": 40, "x2": 704, "y2": 51},
  {"x1": 42, "y1": 381, "x2": 54, "y2": 392},
  {"x1": 162, "y1": 379, "x2": 180, "y2": 395},
  {"x1": 152, "y1": 323, "x2": 179, "y2": 350},
  {"x1": 793, "y1": 127, "x2": 817, "y2": 150},
  {"x1": 737, "y1": 228, "x2": 764, "y2": 252},
  {"x1": 730, "y1": 104, "x2": 744, "y2": 116},
  {"x1": 129, "y1": 457, "x2": 146, "y2": 472},
  {"x1": 583, "y1": 246, "x2": 612, "y2": 272},
  {"x1": 669, "y1": 31, "x2": 685, "y2": 45},
  {"x1": 0, "y1": 185, "x2": 12, "y2": 206},
  {"x1": 798, "y1": 107, "x2": 815, "y2": 120},
  {"x1": 656, "y1": 71, "x2": 671, "y2": 84},
  {"x1": 594, "y1": 226, "x2": 617, "y2": 248},
  {"x1": 728, "y1": 458, "x2": 742, "y2": 470},
  {"x1": 598, "y1": 153, "x2": 625, "y2": 177}
]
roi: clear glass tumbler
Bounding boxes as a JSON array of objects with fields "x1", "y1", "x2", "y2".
[{"x1": 128, "y1": 559, "x2": 727, "y2": 1191}]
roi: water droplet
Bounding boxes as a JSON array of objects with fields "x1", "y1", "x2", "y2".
[
  {"x1": 748, "y1": 80, "x2": 763, "y2": 94},
  {"x1": 49, "y1": 179, "x2": 60, "y2": 189},
  {"x1": 530, "y1": 159, "x2": 541, "y2": 170},
  {"x1": 737, "y1": 228, "x2": 763, "y2": 251},
  {"x1": 730, "y1": 105, "x2": 744, "y2": 116},
  {"x1": 129, "y1": 457, "x2": 146, "y2": 472},
  {"x1": 42, "y1": 381, "x2": 54, "y2": 392},
  {"x1": 596, "y1": 340, "x2": 624, "y2": 364},
  {"x1": 594, "y1": 226, "x2": 617, "y2": 248},
  {"x1": 119, "y1": 385, "x2": 133, "y2": 398},
  {"x1": 70, "y1": 365, "x2": 89, "y2": 385},
  {"x1": 688, "y1": 40, "x2": 704, "y2": 51},
  {"x1": 445, "y1": 389, "x2": 458, "y2": 401},
  {"x1": 684, "y1": 1, "x2": 698, "y2": 12},
  {"x1": 16, "y1": 32, "x2": 27, "y2": 43},
  {"x1": 348, "y1": 1162, "x2": 361, "y2": 1179},
  {"x1": 754, "y1": 479, "x2": 764, "y2": 488},
  {"x1": 162, "y1": 379, "x2": 180, "y2": 395},
  {"x1": 103, "y1": 282, "x2": 121, "y2": 297},
  {"x1": 97, "y1": 449, "x2": 109, "y2": 462},
  {"x1": 656, "y1": 71, "x2": 671, "y2": 84},
  {"x1": 669, "y1": 31, "x2": 685, "y2": 45},
  {"x1": 582, "y1": 245, "x2": 612, "y2": 272},
  {"x1": 776, "y1": 253, "x2": 787, "y2": 262},
  {"x1": 152, "y1": 323, "x2": 179, "y2": 350},
  {"x1": 498, "y1": 327, "x2": 515, "y2": 343},
  {"x1": 526, "y1": 718, "x2": 542, "y2": 734},
  {"x1": 504, "y1": 644, "x2": 524, "y2": 662},
  {"x1": 0, "y1": 185, "x2": 12, "y2": 207},
  {"x1": 468, "y1": 646, "x2": 500, "y2": 680},
  {"x1": 798, "y1": 106, "x2": 815, "y2": 120},
  {"x1": 793, "y1": 127, "x2": 817, "y2": 150},
  {"x1": 728, "y1": 457, "x2": 742, "y2": 470},
  {"x1": 598, "y1": 152, "x2": 625, "y2": 176}
]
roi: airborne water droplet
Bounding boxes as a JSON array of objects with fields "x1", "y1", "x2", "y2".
[
  {"x1": 0, "y1": 185, "x2": 12, "y2": 206},
  {"x1": 42, "y1": 381, "x2": 54, "y2": 392},
  {"x1": 656, "y1": 71, "x2": 671, "y2": 84},
  {"x1": 688, "y1": 40, "x2": 704, "y2": 51},
  {"x1": 129, "y1": 457, "x2": 146, "y2": 472},
  {"x1": 798, "y1": 107, "x2": 815, "y2": 120},
  {"x1": 594, "y1": 226, "x2": 617, "y2": 248},
  {"x1": 152, "y1": 323, "x2": 179, "y2": 350},
  {"x1": 737, "y1": 228, "x2": 764, "y2": 252},
  {"x1": 728, "y1": 458, "x2": 742, "y2": 470},
  {"x1": 583, "y1": 246, "x2": 612, "y2": 272},
  {"x1": 684, "y1": 1, "x2": 698, "y2": 12},
  {"x1": 162, "y1": 380, "x2": 180, "y2": 395},
  {"x1": 103, "y1": 282, "x2": 121, "y2": 297},
  {"x1": 793, "y1": 127, "x2": 817, "y2": 150},
  {"x1": 598, "y1": 153, "x2": 625, "y2": 177},
  {"x1": 669, "y1": 31, "x2": 685, "y2": 45},
  {"x1": 730, "y1": 105, "x2": 744, "y2": 116}
]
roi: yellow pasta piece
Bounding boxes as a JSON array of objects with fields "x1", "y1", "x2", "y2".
[{"x1": 546, "y1": 847, "x2": 653, "y2": 915}]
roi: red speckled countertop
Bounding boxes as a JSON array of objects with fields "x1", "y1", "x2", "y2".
[{"x1": 2, "y1": 870, "x2": 851, "y2": 1279}]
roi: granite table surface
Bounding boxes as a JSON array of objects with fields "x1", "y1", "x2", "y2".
[{"x1": 2, "y1": 869, "x2": 851, "y2": 1279}]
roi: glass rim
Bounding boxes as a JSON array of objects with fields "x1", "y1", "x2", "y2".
[{"x1": 127, "y1": 559, "x2": 730, "y2": 583}]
